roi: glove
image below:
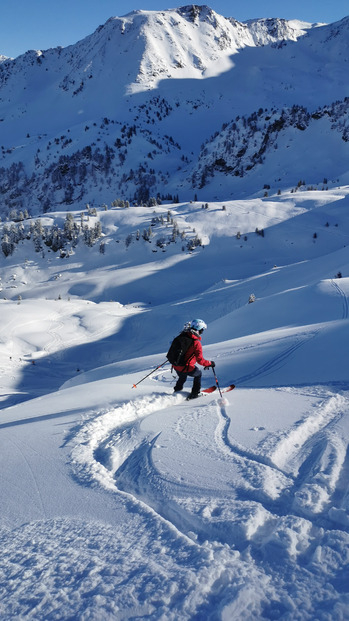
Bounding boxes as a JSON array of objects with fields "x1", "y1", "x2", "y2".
[{"x1": 210, "y1": 361, "x2": 215, "y2": 368}]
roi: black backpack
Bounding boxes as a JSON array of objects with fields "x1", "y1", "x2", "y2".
[{"x1": 167, "y1": 332, "x2": 193, "y2": 366}]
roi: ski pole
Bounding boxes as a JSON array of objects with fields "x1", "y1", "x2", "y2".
[
  {"x1": 132, "y1": 360, "x2": 169, "y2": 388},
  {"x1": 212, "y1": 365, "x2": 223, "y2": 398}
]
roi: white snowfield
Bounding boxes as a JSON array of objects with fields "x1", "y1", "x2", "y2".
[{"x1": 1, "y1": 187, "x2": 349, "y2": 619}]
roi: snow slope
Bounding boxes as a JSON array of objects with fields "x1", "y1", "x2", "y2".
[{"x1": 1, "y1": 184, "x2": 349, "y2": 619}]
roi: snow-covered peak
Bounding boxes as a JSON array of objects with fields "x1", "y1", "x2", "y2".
[
  {"x1": 0, "y1": 7, "x2": 343, "y2": 97},
  {"x1": 31, "y1": 5, "x2": 326, "y2": 94},
  {"x1": 0, "y1": 5, "x2": 348, "y2": 214},
  {"x1": 176, "y1": 4, "x2": 219, "y2": 22},
  {"x1": 244, "y1": 17, "x2": 315, "y2": 45},
  {"x1": 97, "y1": 6, "x2": 320, "y2": 92}
]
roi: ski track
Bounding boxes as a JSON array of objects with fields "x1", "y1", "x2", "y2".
[
  {"x1": 6, "y1": 436, "x2": 47, "y2": 519},
  {"x1": 233, "y1": 329, "x2": 320, "y2": 386},
  {"x1": 45, "y1": 315, "x2": 65, "y2": 360},
  {"x1": 69, "y1": 386, "x2": 349, "y2": 548},
  {"x1": 69, "y1": 330, "x2": 349, "y2": 551},
  {"x1": 70, "y1": 392, "x2": 184, "y2": 491},
  {"x1": 331, "y1": 278, "x2": 349, "y2": 319},
  {"x1": 216, "y1": 393, "x2": 349, "y2": 528},
  {"x1": 64, "y1": 333, "x2": 349, "y2": 618}
]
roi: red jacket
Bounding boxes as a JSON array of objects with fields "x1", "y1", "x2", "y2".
[{"x1": 173, "y1": 331, "x2": 211, "y2": 373}]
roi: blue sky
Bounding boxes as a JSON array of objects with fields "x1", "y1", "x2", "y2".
[{"x1": 1, "y1": 0, "x2": 348, "y2": 58}]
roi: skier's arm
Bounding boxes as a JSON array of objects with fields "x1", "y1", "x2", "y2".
[{"x1": 193, "y1": 339, "x2": 212, "y2": 367}]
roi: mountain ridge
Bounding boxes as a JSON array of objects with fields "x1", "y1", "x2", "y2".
[{"x1": 0, "y1": 6, "x2": 348, "y2": 214}]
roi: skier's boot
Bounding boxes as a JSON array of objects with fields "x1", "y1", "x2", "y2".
[{"x1": 187, "y1": 392, "x2": 201, "y2": 400}]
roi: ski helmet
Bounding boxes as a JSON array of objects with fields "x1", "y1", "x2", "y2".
[{"x1": 191, "y1": 318, "x2": 207, "y2": 332}]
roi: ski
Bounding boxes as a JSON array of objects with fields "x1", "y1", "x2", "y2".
[
  {"x1": 202, "y1": 383, "x2": 235, "y2": 394},
  {"x1": 222, "y1": 384, "x2": 235, "y2": 393},
  {"x1": 201, "y1": 385, "x2": 217, "y2": 394},
  {"x1": 184, "y1": 384, "x2": 235, "y2": 400}
]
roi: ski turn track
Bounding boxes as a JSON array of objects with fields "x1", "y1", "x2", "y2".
[
  {"x1": 68, "y1": 383, "x2": 349, "y2": 619},
  {"x1": 216, "y1": 391, "x2": 349, "y2": 528},
  {"x1": 68, "y1": 392, "x2": 274, "y2": 619}
]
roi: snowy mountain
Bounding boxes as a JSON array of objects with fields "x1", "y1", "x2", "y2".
[
  {"x1": 0, "y1": 6, "x2": 348, "y2": 214},
  {"x1": 1, "y1": 6, "x2": 349, "y2": 620}
]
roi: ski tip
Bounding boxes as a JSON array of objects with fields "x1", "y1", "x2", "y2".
[
  {"x1": 223, "y1": 384, "x2": 235, "y2": 392},
  {"x1": 132, "y1": 384, "x2": 137, "y2": 389}
]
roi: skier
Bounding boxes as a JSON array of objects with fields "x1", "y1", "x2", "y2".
[{"x1": 172, "y1": 319, "x2": 215, "y2": 399}]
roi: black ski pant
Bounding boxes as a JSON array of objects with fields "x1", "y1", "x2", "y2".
[{"x1": 174, "y1": 365, "x2": 202, "y2": 395}]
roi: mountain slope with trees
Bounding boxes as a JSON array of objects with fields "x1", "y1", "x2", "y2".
[{"x1": 0, "y1": 7, "x2": 348, "y2": 215}]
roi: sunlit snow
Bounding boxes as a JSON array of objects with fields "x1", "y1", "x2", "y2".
[{"x1": 1, "y1": 186, "x2": 349, "y2": 619}]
